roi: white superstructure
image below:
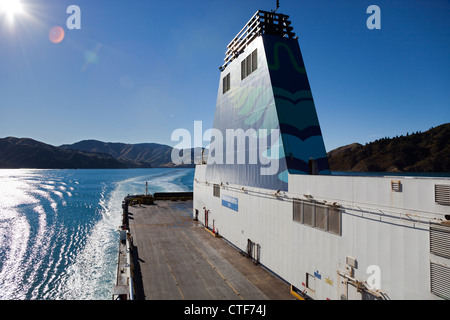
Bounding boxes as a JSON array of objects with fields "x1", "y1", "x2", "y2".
[
  {"x1": 193, "y1": 9, "x2": 450, "y2": 300},
  {"x1": 194, "y1": 166, "x2": 450, "y2": 300}
]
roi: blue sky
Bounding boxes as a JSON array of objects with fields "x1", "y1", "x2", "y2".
[{"x1": 0, "y1": 0, "x2": 449, "y2": 151}]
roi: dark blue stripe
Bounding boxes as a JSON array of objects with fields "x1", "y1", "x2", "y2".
[
  {"x1": 274, "y1": 95, "x2": 313, "y2": 105},
  {"x1": 285, "y1": 156, "x2": 330, "y2": 173},
  {"x1": 280, "y1": 124, "x2": 322, "y2": 141},
  {"x1": 285, "y1": 157, "x2": 309, "y2": 173},
  {"x1": 315, "y1": 157, "x2": 330, "y2": 171}
]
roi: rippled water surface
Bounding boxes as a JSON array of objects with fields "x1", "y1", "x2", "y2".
[{"x1": 0, "y1": 168, "x2": 194, "y2": 300}]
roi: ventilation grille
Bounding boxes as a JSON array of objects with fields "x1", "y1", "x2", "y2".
[
  {"x1": 391, "y1": 180, "x2": 402, "y2": 192},
  {"x1": 293, "y1": 199, "x2": 341, "y2": 235},
  {"x1": 223, "y1": 73, "x2": 230, "y2": 94},
  {"x1": 241, "y1": 49, "x2": 258, "y2": 80},
  {"x1": 430, "y1": 223, "x2": 450, "y2": 260},
  {"x1": 430, "y1": 262, "x2": 450, "y2": 300},
  {"x1": 435, "y1": 184, "x2": 450, "y2": 206},
  {"x1": 213, "y1": 184, "x2": 220, "y2": 198},
  {"x1": 251, "y1": 49, "x2": 258, "y2": 72}
]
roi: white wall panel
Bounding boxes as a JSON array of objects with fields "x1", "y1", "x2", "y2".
[{"x1": 194, "y1": 165, "x2": 449, "y2": 299}]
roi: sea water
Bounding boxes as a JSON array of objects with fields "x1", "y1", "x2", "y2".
[{"x1": 0, "y1": 168, "x2": 194, "y2": 300}]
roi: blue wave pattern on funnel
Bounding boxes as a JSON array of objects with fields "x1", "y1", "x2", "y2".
[{"x1": 265, "y1": 34, "x2": 331, "y2": 176}]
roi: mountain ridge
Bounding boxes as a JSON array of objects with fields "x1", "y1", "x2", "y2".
[
  {"x1": 327, "y1": 123, "x2": 450, "y2": 172},
  {"x1": 0, "y1": 137, "x2": 134, "y2": 169},
  {"x1": 1, "y1": 123, "x2": 448, "y2": 171},
  {"x1": 0, "y1": 137, "x2": 194, "y2": 169},
  {"x1": 60, "y1": 139, "x2": 175, "y2": 167}
]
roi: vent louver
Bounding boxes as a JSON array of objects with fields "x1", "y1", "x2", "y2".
[
  {"x1": 293, "y1": 199, "x2": 341, "y2": 235},
  {"x1": 435, "y1": 184, "x2": 450, "y2": 206},
  {"x1": 391, "y1": 180, "x2": 402, "y2": 192},
  {"x1": 213, "y1": 184, "x2": 220, "y2": 198},
  {"x1": 430, "y1": 223, "x2": 450, "y2": 260},
  {"x1": 430, "y1": 262, "x2": 450, "y2": 300}
]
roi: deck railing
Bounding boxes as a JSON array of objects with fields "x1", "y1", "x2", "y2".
[{"x1": 220, "y1": 10, "x2": 296, "y2": 71}]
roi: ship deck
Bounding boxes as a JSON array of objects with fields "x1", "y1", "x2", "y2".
[{"x1": 127, "y1": 199, "x2": 294, "y2": 300}]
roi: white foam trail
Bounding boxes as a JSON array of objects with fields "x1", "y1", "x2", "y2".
[
  {"x1": 22, "y1": 204, "x2": 50, "y2": 299},
  {"x1": 145, "y1": 170, "x2": 192, "y2": 193},
  {"x1": 56, "y1": 182, "x2": 122, "y2": 300},
  {"x1": 54, "y1": 170, "x2": 193, "y2": 300},
  {"x1": 53, "y1": 191, "x2": 64, "y2": 198},
  {"x1": 42, "y1": 224, "x2": 70, "y2": 299},
  {"x1": 0, "y1": 169, "x2": 194, "y2": 300},
  {"x1": 0, "y1": 174, "x2": 41, "y2": 299},
  {"x1": 32, "y1": 189, "x2": 58, "y2": 211},
  {"x1": 0, "y1": 211, "x2": 31, "y2": 300}
]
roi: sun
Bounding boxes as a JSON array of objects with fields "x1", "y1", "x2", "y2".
[{"x1": 0, "y1": 0, "x2": 24, "y2": 21}]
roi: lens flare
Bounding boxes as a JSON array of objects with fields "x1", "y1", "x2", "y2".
[
  {"x1": 49, "y1": 26, "x2": 65, "y2": 44},
  {"x1": 0, "y1": 0, "x2": 24, "y2": 20},
  {"x1": 83, "y1": 50, "x2": 98, "y2": 64}
]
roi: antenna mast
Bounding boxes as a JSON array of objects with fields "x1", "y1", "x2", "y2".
[{"x1": 273, "y1": 0, "x2": 280, "y2": 12}]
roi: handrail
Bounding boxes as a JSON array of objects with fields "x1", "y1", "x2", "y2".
[{"x1": 220, "y1": 10, "x2": 296, "y2": 71}]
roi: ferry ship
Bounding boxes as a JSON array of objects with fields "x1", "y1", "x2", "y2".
[{"x1": 192, "y1": 9, "x2": 450, "y2": 300}]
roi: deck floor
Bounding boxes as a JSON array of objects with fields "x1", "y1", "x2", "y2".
[{"x1": 127, "y1": 200, "x2": 294, "y2": 300}]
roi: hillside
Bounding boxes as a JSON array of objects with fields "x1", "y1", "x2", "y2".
[
  {"x1": 0, "y1": 137, "x2": 136, "y2": 169},
  {"x1": 60, "y1": 140, "x2": 197, "y2": 168},
  {"x1": 60, "y1": 140, "x2": 174, "y2": 167},
  {"x1": 2, "y1": 123, "x2": 447, "y2": 171},
  {"x1": 0, "y1": 137, "x2": 198, "y2": 169},
  {"x1": 327, "y1": 123, "x2": 450, "y2": 172}
]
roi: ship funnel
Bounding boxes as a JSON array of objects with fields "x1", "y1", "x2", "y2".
[{"x1": 206, "y1": 10, "x2": 330, "y2": 191}]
